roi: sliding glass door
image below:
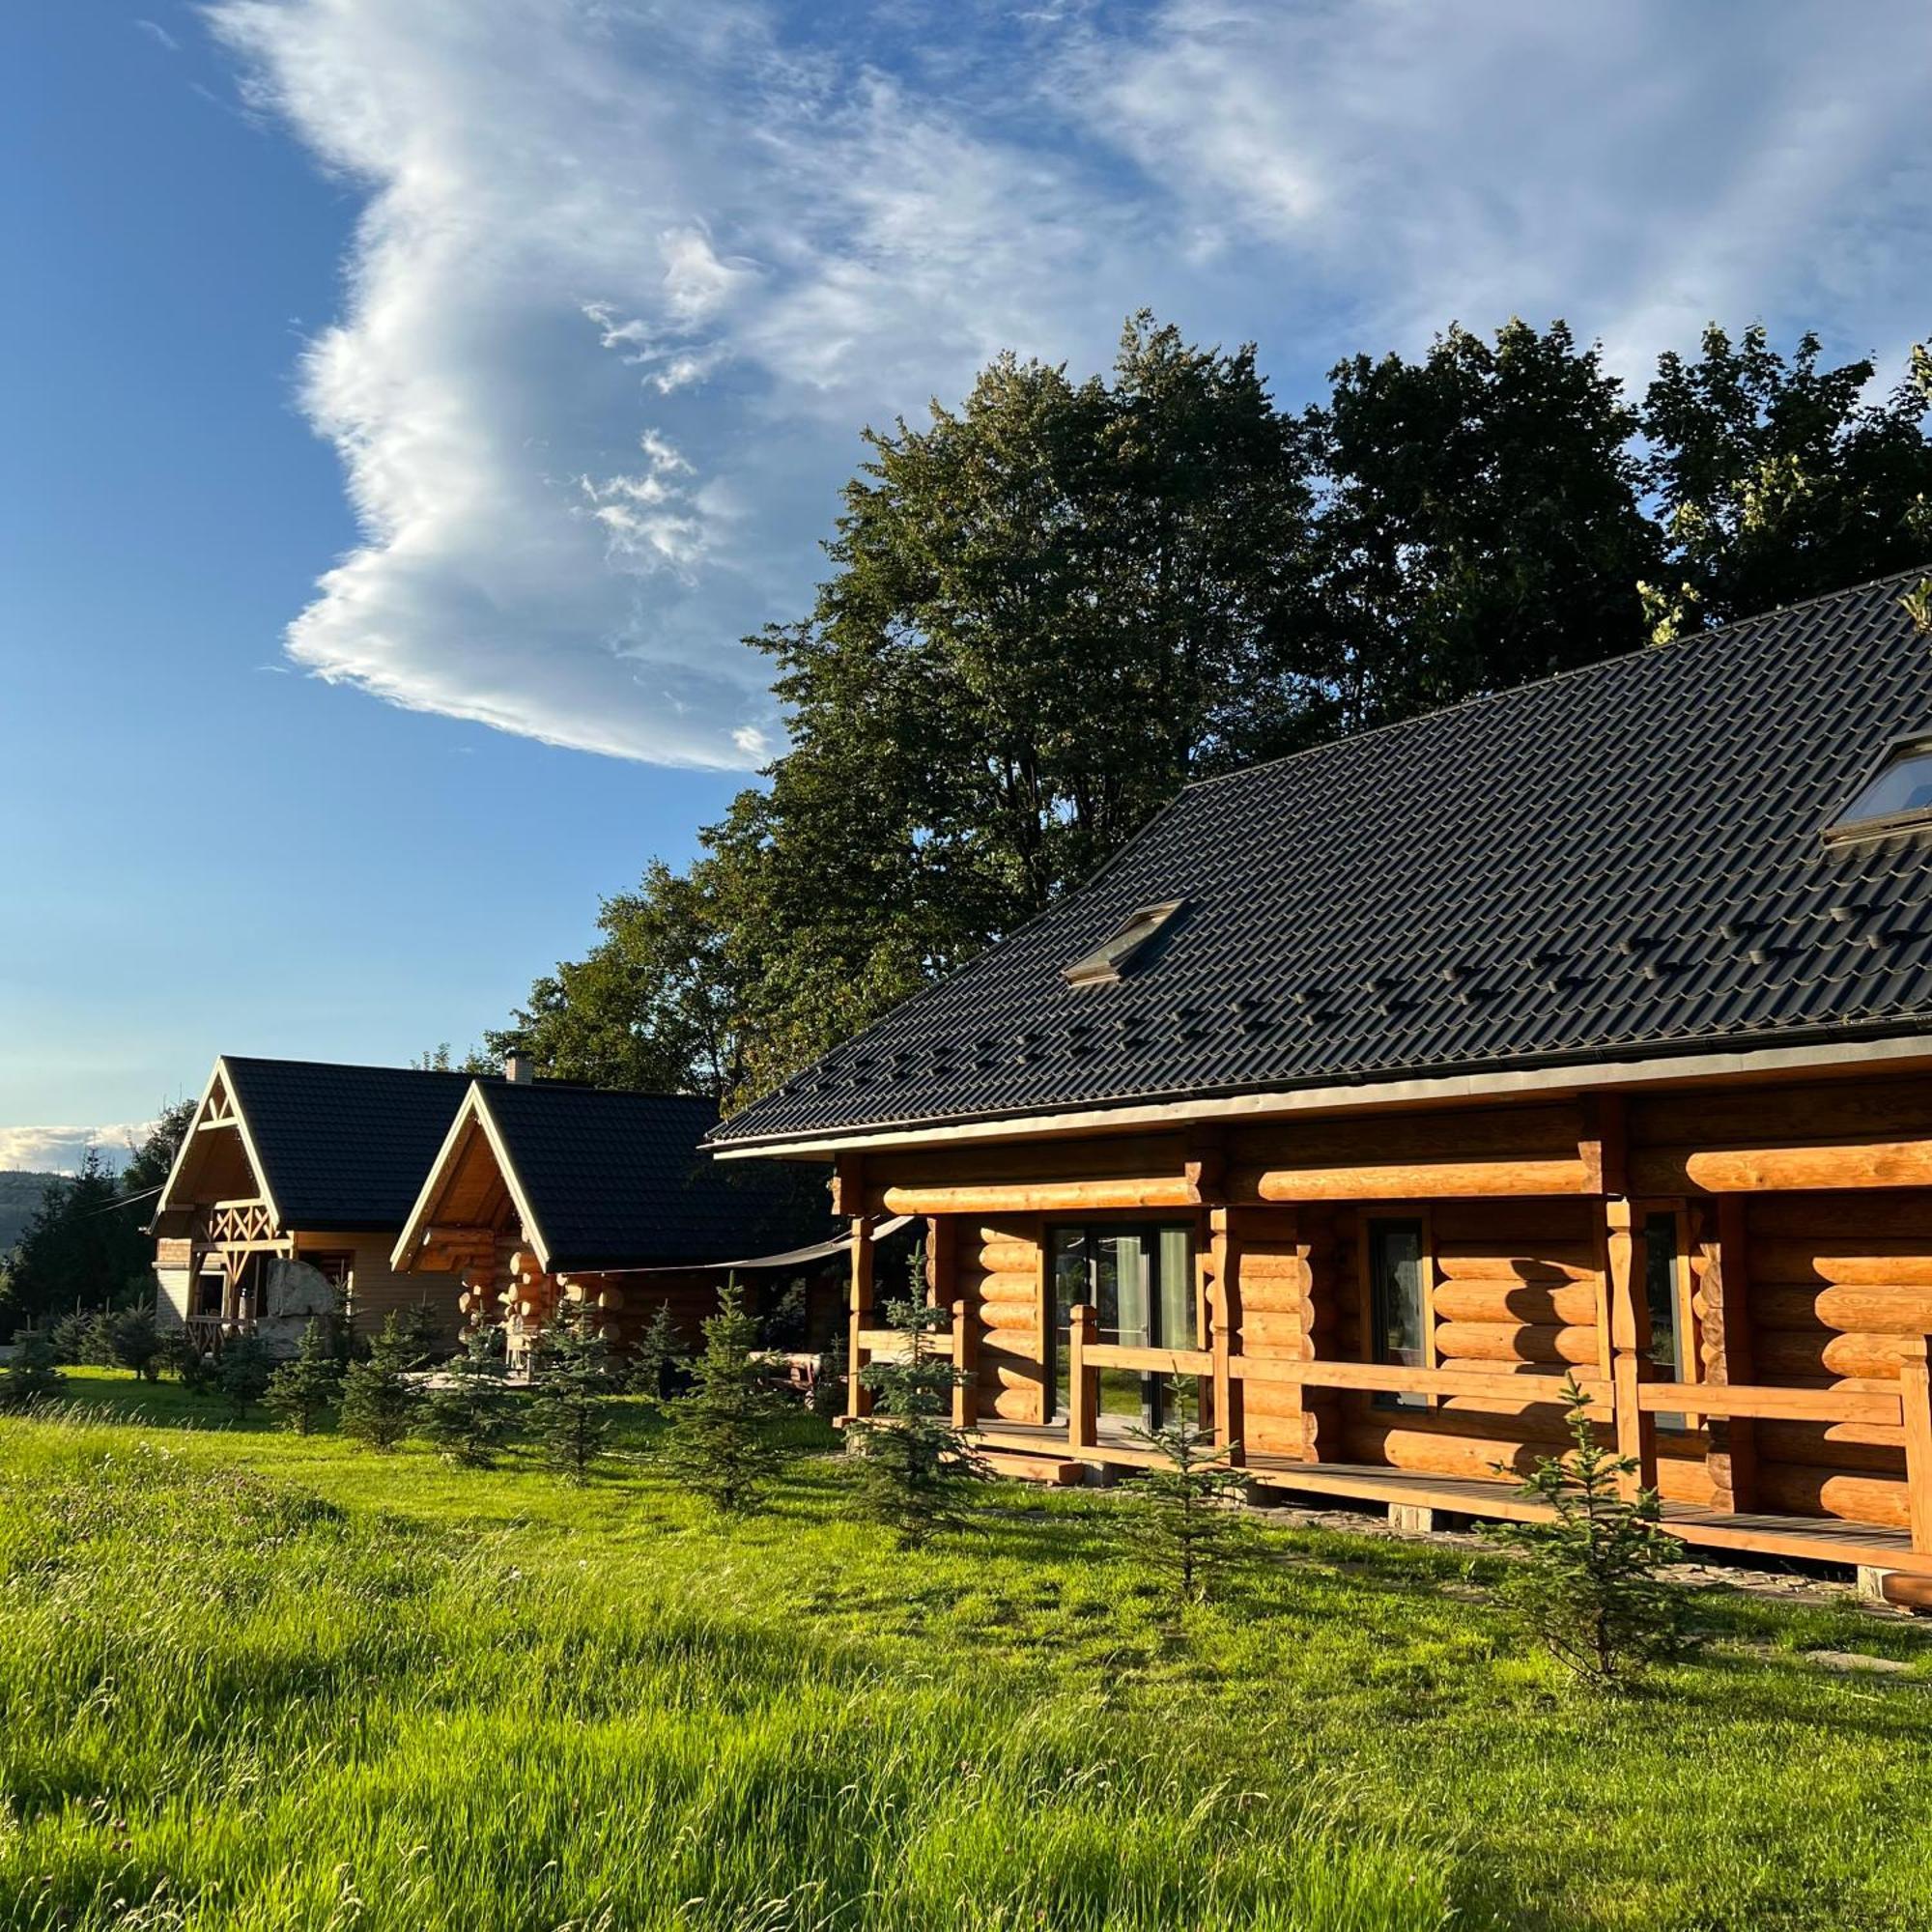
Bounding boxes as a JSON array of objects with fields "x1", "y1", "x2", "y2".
[{"x1": 1049, "y1": 1223, "x2": 1196, "y2": 1429}]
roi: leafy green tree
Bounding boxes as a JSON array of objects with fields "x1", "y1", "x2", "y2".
[
  {"x1": 339, "y1": 1314, "x2": 421, "y2": 1451},
  {"x1": 218, "y1": 1335, "x2": 274, "y2": 1420},
  {"x1": 527, "y1": 1316, "x2": 615, "y2": 1482},
  {"x1": 663, "y1": 1282, "x2": 784, "y2": 1513},
  {"x1": 1490, "y1": 1379, "x2": 1687, "y2": 1690},
  {"x1": 5, "y1": 1149, "x2": 147, "y2": 1332},
  {"x1": 1640, "y1": 327, "x2": 1932, "y2": 639},
  {"x1": 424, "y1": 1330, "x2": 515, "y2": 1467},
  {"x1": 119, "y1": 1099, "x2": 198, "y2": 1197},
  {"x1": 0, "y1": 1332, "x2": 65, "y2": 1408},
  {"x1": 1124, "y1": 1397, "x2": 1252, "y2": 1609},
  {"x1": 1305, "y1": 318, "x2": 1657, "y2": 726},
  {"x1": 265, "y1": 1320, "x2": 344, "y2": 1435},
  {"x1": 846, "y1": 1256, "x2": 987, "y2": 1548}
]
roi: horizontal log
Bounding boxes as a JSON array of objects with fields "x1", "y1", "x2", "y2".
[
  {"x1": 1756, "y1": 1463, "x2": 1909, "y2": 1529},
  {"x1": 1080, "y1": 1344, "x2": 1213, "y2": 1375},
  {"x1": 1231, "y1": 1103, "x2": 1583, "y2": 1169},
  {"x1": 980, "y1": 1302, "x2": 1038, "y2": 1336},
  {"x1": 1341, "y1": 1421, "x2": 1552, "y2": 1482},
  {"x1": 1747, "y1": 1242, "x2": 1932, "y2": 1288},
  {"x1": 1433, "y1": 1247, "x2": 1599, "y2": 1287},
  {"x1": 1753, "y1": 1330, "x2": 1918, "y2": 1383},
  {"x1": 1238, "y1": 1309, "x2": 1308, "y2": 1347},
  {"x1": 1632, "y1": 1140, "x2": 1932, "y2": 1196},
  {"x1": 872, "y1": 1131, "x2": 1188, "y2": 1192},
  {"x1": 1636, "y1": 1379, "x2": 1904, "y2": 1425},
  {"x1": 1744, "y1": 1193, "x2": 1932, "y2": 1239},
  {"x1": 974, "y1": 1271, "x2": 1038, "y2": 1304},
  {"x1": 1231, "y1": 1157, "x2": 1590, "y2": 1203},
  {"x1": 977, "y1": 1243, "x2": 1037, "y2": 1275},
  {"x1": 1656, "y1": 1457, "x2": 1717, "y2": 1509},
  {"x1": 1631, "y1": 1080, "x2": 1932, "y2": 1150},
  {"x1": 978, "y1": 1359, "x2": 1046, "y2": 1389},
  {"x1": 1432, "y1": 1279, "x2": 1600, "y2": 1326},
  {"x1": 1427, "y1": 1200, "x2": 1594, "y2": 1243},
  {"x1": 1238, "y1": 1280, "x2": 1310, "y2": 1317},
  {"x1": 1752, "y1": 1284, "x2": 1932, "y2": 1335},
  {"x1": 1434, "y1": 1321, "x2": 1599, "y2": 1367},
  {"x1": 987, "y1": 1388, "x2": 1043, "y2": 1423},
  {"x1": 880, "y1": 1179, "x2": 1196, "y2": 1215},
  {"x1": 1758, "y1": 1419, "x2": 1906, "y2": 1472}
]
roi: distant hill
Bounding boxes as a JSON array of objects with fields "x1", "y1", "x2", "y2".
[{"x1": 0, "y1": 1171, "x2": 63, "y2": 1257}]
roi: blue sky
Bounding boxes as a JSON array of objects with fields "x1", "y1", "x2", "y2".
[{"x1": 5, "y1": 0, "x2": 1931, "y2": 1167}]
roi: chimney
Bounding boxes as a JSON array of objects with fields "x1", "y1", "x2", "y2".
[{"x1": 503, "y1": 1054, "x2": 532, "y2": 1086}]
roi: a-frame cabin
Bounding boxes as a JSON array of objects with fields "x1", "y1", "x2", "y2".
[
  {"x1": 392, "y1": 1080, "x2": 835, "y2": 1368},
  {"x1": 152, "y1": 1055, "x2": 506, "y2": 1351}
]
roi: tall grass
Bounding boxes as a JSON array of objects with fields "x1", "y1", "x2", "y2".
[{"x1": 4, "y1": 1380, "x2": 1932, "y2": 1929}]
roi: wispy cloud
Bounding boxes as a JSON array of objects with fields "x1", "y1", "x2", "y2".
[
  {"x1": 0, "y1": 1125, "x2": 145, "y2": 1176},
  {"x1": 206, "y1": 0, "x2": 1932, "y2": 769},
  {"x1": 135, "y1": 17, "x2": 183, "y2": 53}
]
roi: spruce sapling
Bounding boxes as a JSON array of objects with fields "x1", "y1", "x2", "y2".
[
  {"x1": 423, "y1": 1329, "x2": 514, "y2": 1467},
  {"x1": 1489, "y1": 1377, "x2": 1687, "y2": 1690},
  {"x1": 264, "y1": 1319, "x2": 343, "y2": 1435},
  {"x1": 218, "y1": 1334, "x2": 273, "y2": 1420},
  {"x1": 1125, "y1": 1392, "x2": 1251, "y2": 1608},
  {"x1": 628, "y1": 1298, "x2": 682, "y2": 1406},
  {"x1": 527, "y1": 1315, "x2": 614, "y2": 1483},
  {"x1": 338, "y1": 1312, "x2": 421, "y2": 1451},
  {"x1": 662, "y1": 1280, "x2": 783, "y2": 1514},
  {"x1": 846, "y1": 1245, "x2": 987, "y2": 1547},
  {"x1": 0, "y1": 1331, "x2": 65, "y2": 1408}
]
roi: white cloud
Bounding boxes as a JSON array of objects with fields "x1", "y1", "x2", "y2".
[
  {"x1": 0, "y1": 1126, "x2": 144, "y2": 1176},
  {"x1": 205, "y1": 0, "x2": 1932, "y2": 769},
  {"x1": 136, "y1": 17, "x2": 183, "y2": 53}
]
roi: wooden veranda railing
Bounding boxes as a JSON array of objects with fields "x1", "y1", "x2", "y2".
[{"x1": 1057, "y1": 1300, "x2": 1932, "y2": 1555}]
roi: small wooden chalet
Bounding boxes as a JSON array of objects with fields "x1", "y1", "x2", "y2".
[
  {"x1": 710, "y1": 569, "x2": 1932, "y2": 1597},
  {"x1": 152, "y1": 1056, "x2": 501, "y2": 1350},
  {"x1": 391, "y1": 1081, "x2": 835, "y2": 1368}
]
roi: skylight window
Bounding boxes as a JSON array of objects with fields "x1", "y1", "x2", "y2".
[
  {"x1": 1825, "y1": 737, "x2": 1932, "y2": 845},
  {"x1": 1062, "y1": 898, "x2": 1188, "y2": 987}
]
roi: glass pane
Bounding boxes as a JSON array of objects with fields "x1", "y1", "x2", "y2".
[
  {"x1": 1050, "y1": 1228, "x2": 1088, "y2": 1418},
  {"x1": 1369, "y1": 1219, "x2": 1426, "y2": 1410},
  {"x1": 1097, "y1": 1235, "x2": 1147, "y2": 1416},
  {"x1": 1643, "y1": 1211, "x2": 1689, "y2": 1431},
  {"x1": 1842, "y1": 749, "x2": 1932, "y2": 824},
  {"x1": 1157, "y1": 1227, "x2": 1196, "y2": 1348}
]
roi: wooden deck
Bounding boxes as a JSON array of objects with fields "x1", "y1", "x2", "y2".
[{"x1": 970, "y1": 1419, "x2": 1932, "y2": 1577}]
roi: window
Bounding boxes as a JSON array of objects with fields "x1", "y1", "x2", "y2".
[
  {"x1": 1367, "y1": 1216, "x2": 1429, "y2": 1409},
  {"x1": 1049, "y1": 1222, "x2": 1197, "y2": 1427},
  {"x1": 1825, "y1": 737, "x2": 1932, "y2": 845},
  {"x1": 1642, "y1": 1210, "x2": 1692, "y2": 1431},
  {"x1": 1062, "y1": 899, "x2": 1188, "y2": 986}
]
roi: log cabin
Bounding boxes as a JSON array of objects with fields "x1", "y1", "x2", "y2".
[
  {"x1": 391, "y1": 1079, "x2": 836, "y2": 1370},
  {"x1": 152, "y1": 1054, "x2": 519, "y2": 1351},
  {"x1": 708, "y1": 570, "x2": 1932, "y2": 1599}
]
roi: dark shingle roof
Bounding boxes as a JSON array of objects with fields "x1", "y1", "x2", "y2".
[
  {"x1": 713, "y1": 569, "x2": 1932, "y2": 1148},
  {"x1": 222, "y1": 1058, "x2": 486, "y2": 1229},
  {"x1": 480, "y1": 1083, "x2": 826, "y2": 1271}
]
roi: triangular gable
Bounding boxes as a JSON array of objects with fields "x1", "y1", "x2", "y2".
[
  {"x1": 391, "y1": 1084, "x2": 553, "y2": 1275},
  {"x1": 155, "y1": 1058, "x2": 283, "y2": 1229}
]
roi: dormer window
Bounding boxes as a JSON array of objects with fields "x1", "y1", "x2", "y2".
[
  {"x1": 1825, "y1": 736, "x2": 1932, "y2": 846},
  {"x1": 1062, "y1": 898, "x2": 1187, "y2": 987}
]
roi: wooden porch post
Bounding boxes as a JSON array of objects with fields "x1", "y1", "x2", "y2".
[
  {"x1": 1208, "y1": 1207, "x2": 1245, "y2": 1465},
  {"x1": 1605, "y1": 1195, "x2": 1659, "y2": 1501},
  {"x1": 1901, "y1": 1336, "x2": 1932, "y2": 1556},
  {"x1": 1067, "y1": 1301, "x2": 1097, "y2": 1451},
  {"x1": 847, "y1": 1215, "x2": 875, "y2": 1421},
  {"x1": 952, "y1": 1299, "x2": 979, "y2": 1431}
]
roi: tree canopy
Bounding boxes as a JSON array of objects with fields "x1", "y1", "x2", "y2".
[{"x1": 492, "y1": 314, "x2": 1932, "y2": 1111}]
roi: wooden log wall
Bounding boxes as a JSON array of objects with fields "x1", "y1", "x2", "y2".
[
  {"x1": 1231, "y1": 1205, "x2": 1336, "y2": 1459},
  {"x1": 963, "y1": 1218, "x2": 1046, "y2": 1424},
  {"x1": 1737, "y1": 1191, "x2": 1932, "y2": 1530}
]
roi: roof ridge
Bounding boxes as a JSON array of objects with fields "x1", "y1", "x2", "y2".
[{"x1": 1180, "y1": 560, "x2": 1932, "y2": 796}]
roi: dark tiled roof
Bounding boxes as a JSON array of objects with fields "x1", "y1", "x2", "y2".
[
  {"x1": 714, "y1": 569, "x2": 1932, "y2": 1148},
  {"x1": 222, "y1": 1058, "x2": 487, "y2": 1229},
  {"x1": 480, "y1": 1083, "x2": 828, "y2": 1271}
]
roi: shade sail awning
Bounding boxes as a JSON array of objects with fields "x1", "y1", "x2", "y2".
[{"x1": 612, "y1": 1214, "x2": 914, "y2": 1276}]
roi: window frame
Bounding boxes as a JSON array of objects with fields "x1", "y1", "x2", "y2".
[
  {"x1": 1045, "y1": 1216, "x2": 1200, "y2": 1427},
  {"x1": 1357, "y1": 1208, "x2": 1435, "y2": 1410},
  {"x1": 1822, "y1": 733, "x2": 1932, "y2": 848},
  {"x1": 1634, "y1": 1199, "x2": 1699, "y2": 1433}
]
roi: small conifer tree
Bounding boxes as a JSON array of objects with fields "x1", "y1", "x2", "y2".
[
  {"x1": 527, "y1": 1315, "x2": 613, "y2": 1482},
  {"x1": 1125, "y1": 1394, "x2": 1251, "y2": 1608},
  {"x1": 338, "y1": 1313, "x2": 421, "y2": 1452},
  {"x1": 846, "y1": 1248, "x2": 987, "y2": 1547},
  {"x1": 100, "y1": 1308, "x2": 165, "y2": 1381},
  {"x1": 165, "y1": 1331, "x2": 221, "y2": 1396},
  {"x1": 628, "y1": 1298, "x2": 682, "y2": 1406},
  {"x1": 264, "y1": 1319, "x2": 343, "y2": 1435},
  {"x1": 810, "y1": 1327, "x2": 848, "y2": 1425},
  {"x1": 662, "y1": 1281, "x2": 783, "y2": 1514},
  {"x1": 218, "y1": 1334, "x2": 274, "y2": 1419},
  {"x1": 425, "y1": 1329, "x2": 515, "y2": 1467},
  {"x1": 1490, "y1": 1378, "x2": 1687, "y2": 1690},
  {"x1": 0, "y1": 1331, "x2": 65, "y2": 1408}
]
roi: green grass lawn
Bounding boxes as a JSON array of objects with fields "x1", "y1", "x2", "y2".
[{"x1": 4, "y1": 1371, "x2": 1932, "y2": 1931}]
